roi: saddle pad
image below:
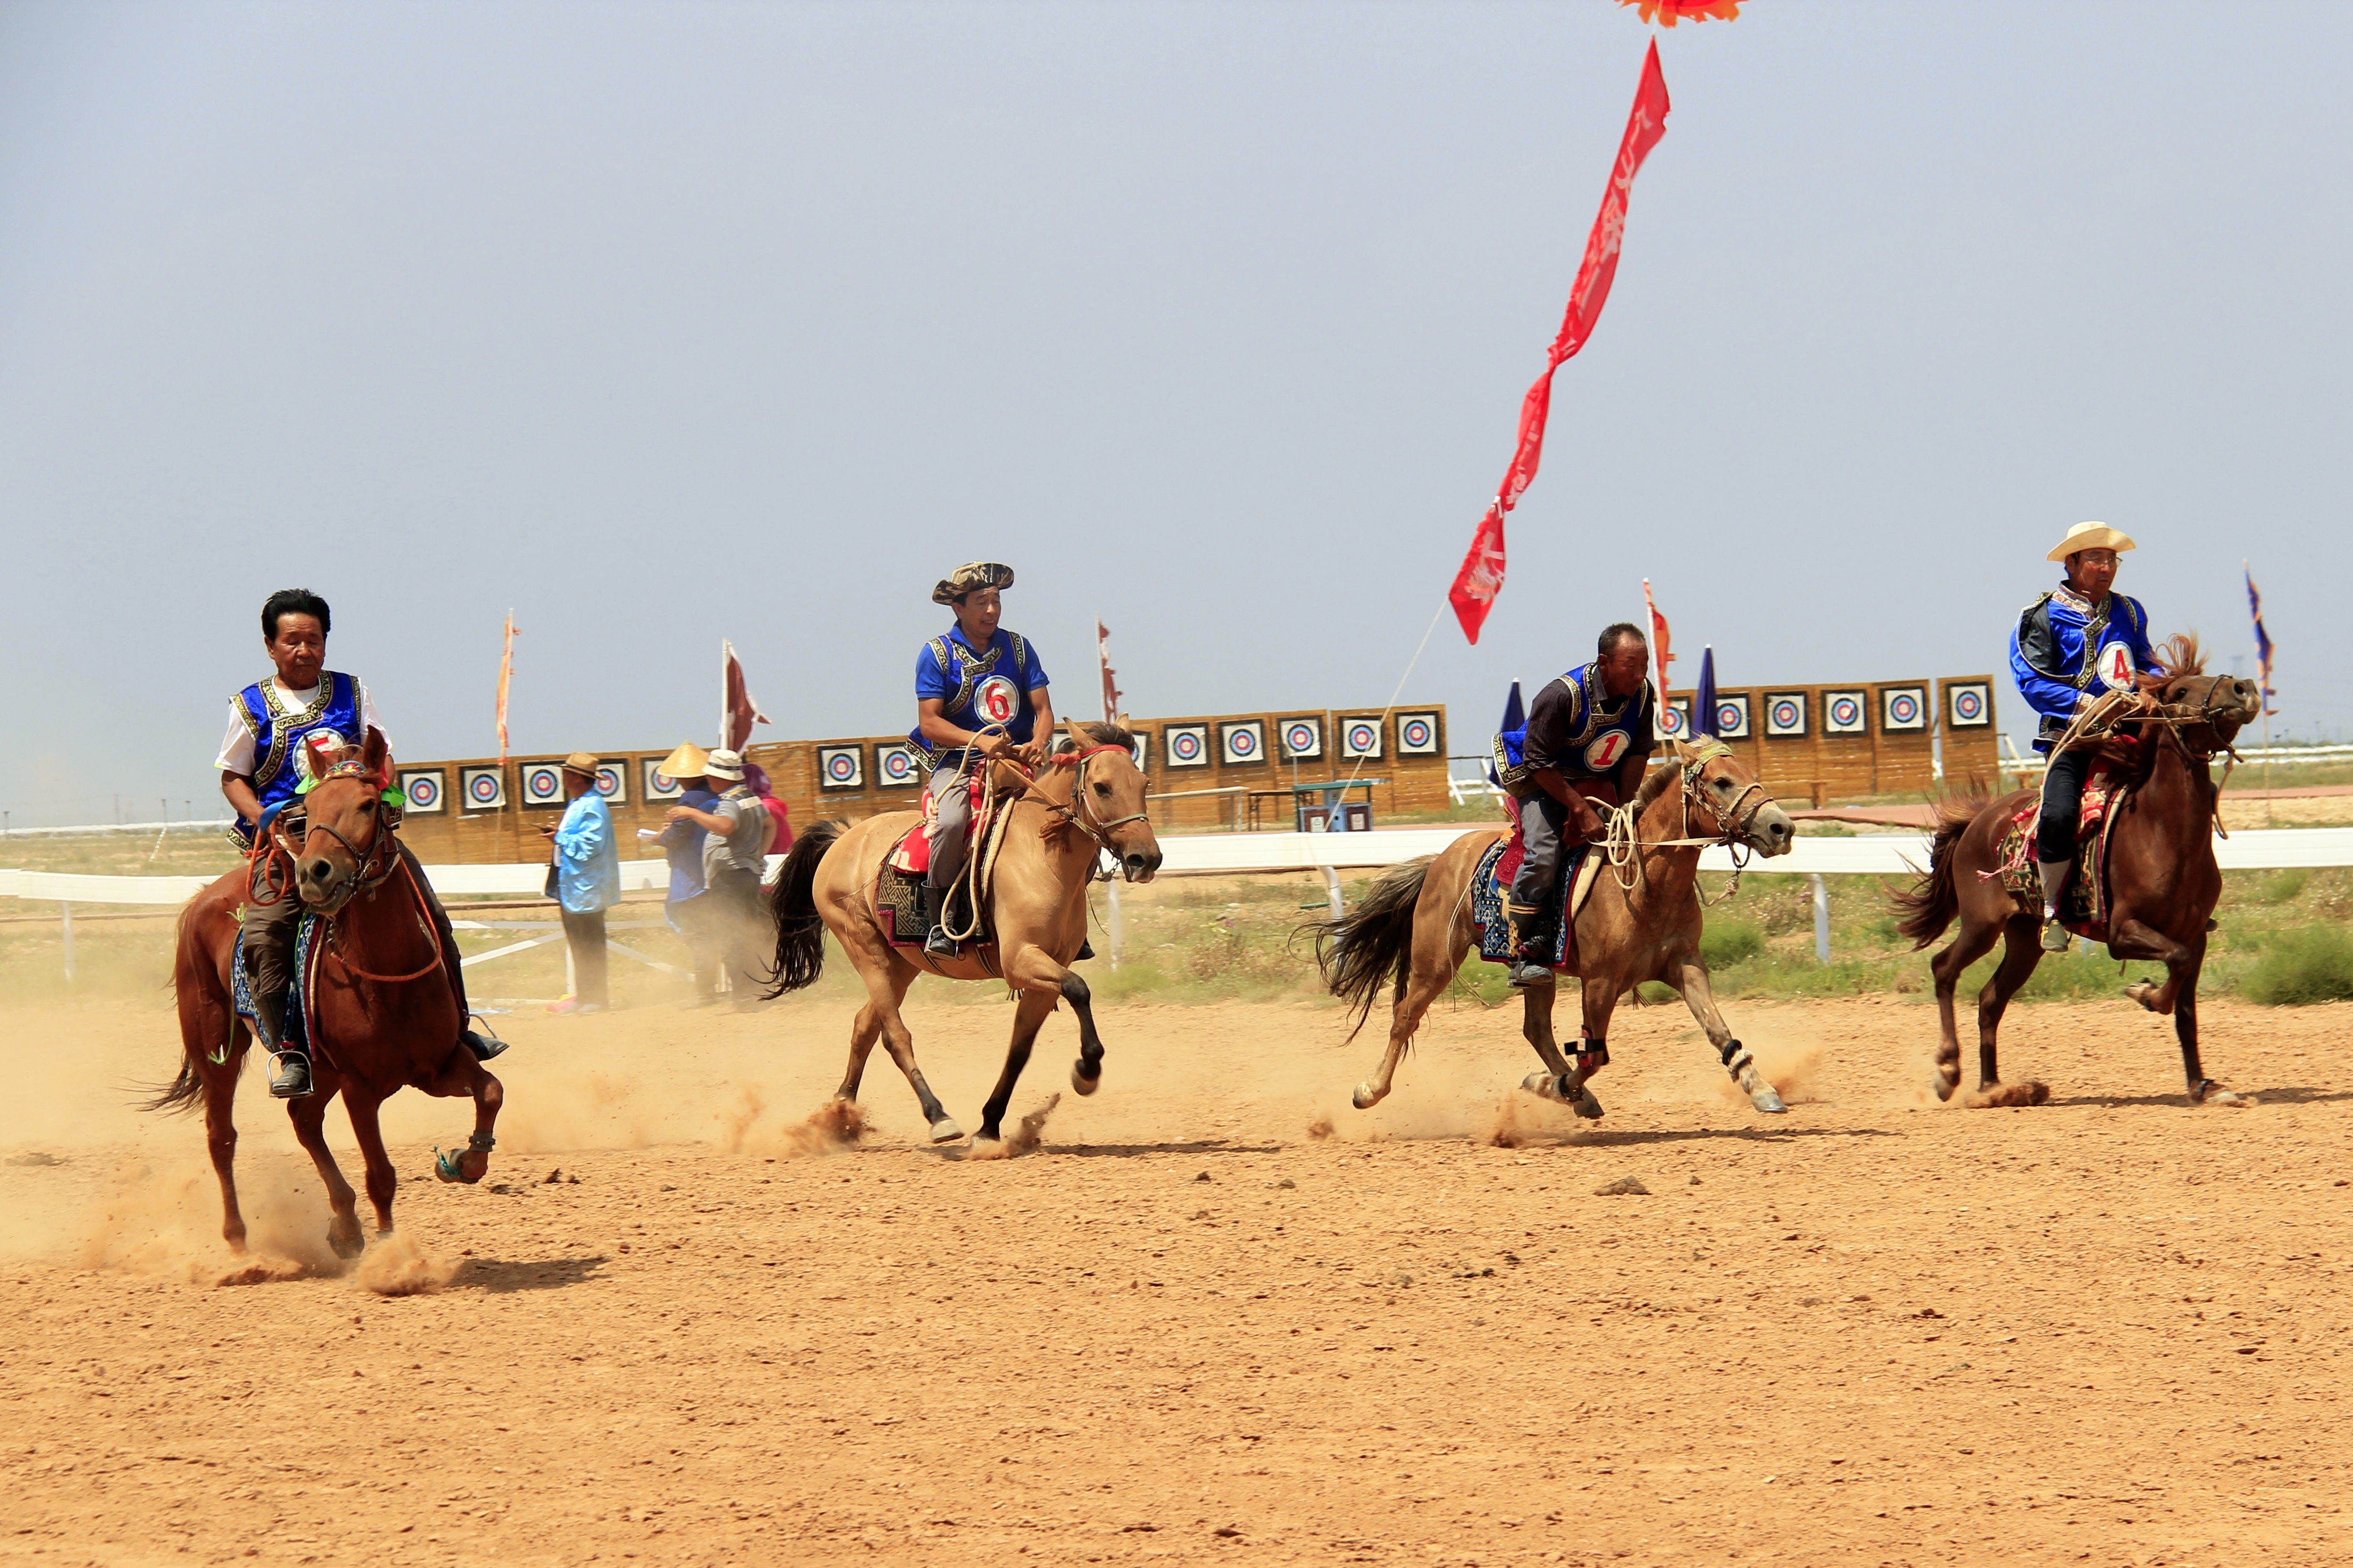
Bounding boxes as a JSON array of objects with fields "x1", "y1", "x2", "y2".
[
  {"x1": 1997, "y1": 784, "x2": 2123, "y2": 937},
  {"x1": 888, "y1": 770, "x2": 996, "y2": 877},
  {"x1": 229, "y1": 913, "x2": 323, "y2": 1053},
  {"x1": 874, "y1": 833, "x2": 998, "y2": 970},
  {"x1": 1470, "y1": 834, "x2": 1592, "y2": 971}
]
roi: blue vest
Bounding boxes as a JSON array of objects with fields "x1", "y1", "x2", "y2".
[
  {"x1": 909, "y1": 630, "x2": 1041, "y2": 767},
  {"x1": 1491, "y1": 662, "x2": 1654, "y2": 790},
  {"x1": 232, "y1": 671, "x2": 366, "y2": 815}
]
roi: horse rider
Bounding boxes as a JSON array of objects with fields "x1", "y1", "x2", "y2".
[
  {"x1": 2009, "y1": 521, "x2": 2164, "y2": 952},
  {"x1": 217, "y1": 588, "x2": 504, "y2": 1098},
  {"x1": 1490, "y1": 622, "x2": 1657, "y2": 987},
  {"x1": 909, "y1": 562, "x2": 1053, "y2": 957}
]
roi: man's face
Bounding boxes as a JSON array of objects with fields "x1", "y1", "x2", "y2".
[
  {"x1": 2068, "y1": 549, "x2": 2120, "y2": 600},
  {"x1": 1599, "y1": 635, "x2": 1649, "y2": 700},
  {"x1": 955, "y1": 588, "x2": 1003, "y2": 644},
  {"x1": 266, "y1": 613, "x2": 326, "y2": 689},
  {"x1": 563, "y1": 769, "x2": 595, "y2": 800}
]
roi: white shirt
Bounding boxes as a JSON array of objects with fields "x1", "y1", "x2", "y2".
[{"x1": 214, "y1": 678, "x2": 386, "y2": 776}]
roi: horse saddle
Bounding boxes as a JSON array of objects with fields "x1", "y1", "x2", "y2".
[
  {"x1": 872, "y1": 840, "x2": 994, "y2": 961},
  {"x1": 1997, "y1": 765, "x2": 2129, "y2": 937},
  {"x1": 1470, "y1": 829, "x2": 1604, "y2": 972}
]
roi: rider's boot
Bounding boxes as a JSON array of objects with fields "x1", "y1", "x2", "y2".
[
  {"x1": 254, "y1": 992, "x2": 313, "y2": 1099},
  {"x1": 922, "y1": 885, "x2": 959, "y2": 959},
  {"x1": 1504, "y1": 902, "x2": 1555, "y2": 988},
  {"x1": 427, "y1": 896, "x2": 508, "y2": 1060},
  {"x1": 2036, "y1": 858, "x2": 2073, "y2": 952}
]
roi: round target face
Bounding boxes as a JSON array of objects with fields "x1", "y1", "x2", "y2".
[
  {"x1": 466, "y1": 773, "x2": 501, "y2": 805},
  {"x1": 1226, "y1": 728, "x2": 1258, "y2": 757},
  {"x1": 824, "y1": 752, "x2": 859, "y2": 783},
  {"x1": 1582, "y1": 731, "x2": 1630, "y2": 771},
  {"x1": 1770, "y1": 699, "x2": 1801, "y2": 729},
  {"x1": 406, "y1": 775, "x2": 440, "y2": 808},
  {"x1": 1170, "y1": 730, "x2": 1204, "y2": 762},
  {"x1": 1284, "y1": 723, "x2": 1317, "y2": 753},
  {"x1": 1344, "y1": 722, "x2": 1379, "y2": 753},
  {"x1": 595, "y1": 766, "x2": 622, "y2": 798},
  {"x1": 2098, "y1": 642, "x2": 2134, "y2": 692},
  {"x1": 975, "y1": 675, "x2": 1021, "y2": 725},
  {"x1": 1828, "y1": 695, "x2": 1862, "y2": 728},
  {"x1": 1400, "y1": 718, "x2": 1433, "y2": 750},
  {"x1": 1716, "y1": 702, "x2": 1744, "y2": 732},
  {"x1": 522, "y1": 765, "x2": 562, "y2": 803},
  {"x1": 652, "y1": 771, "x2": 676, "y2": 792},
  {"x1": 1658, "y1": 707, "x2": 1684, "y2": 736},
  {"x1": 1953, "y1": 688, "x2": 1985, "y2": 722},
  {"x1": 1888, "y1": 692, "x2": 1921, "y2": 726},
  {"x1": 881, "y1": 750, "x2": 916, "y2": 784}
]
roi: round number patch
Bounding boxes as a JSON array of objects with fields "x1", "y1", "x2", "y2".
[
  {"x1": 1582, "y1": 731, "x2": 1629, "y2": 772},
  {"x1": 2098, "y1": 642, "x2": 2134, "y2": 692},
  {"x1": 975, "y1": 675, "x2": 1021, "y2": 725}
]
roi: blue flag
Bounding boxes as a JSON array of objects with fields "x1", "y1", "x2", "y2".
[
  {"x1": 2244, "y1": 562, "x2": 2277, "y2": 716},
  {"x1": 1693, "y1": 647, "x2": 1718, "y2": 740},
  {"x1": 1485, "y1": 679, "x2": 1526, "y2": 786}
]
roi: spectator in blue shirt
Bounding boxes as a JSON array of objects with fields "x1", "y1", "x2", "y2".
[
  {"x1": 653, "y1": 742, "x2": 722, "y2": 1004},
  {"x1": 542, "y1": 751, "x2": 621, "y2": 1014}
]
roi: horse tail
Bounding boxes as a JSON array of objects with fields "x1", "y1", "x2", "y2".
[
  {"x1": 765, "y1": 820, "x2": 844, "y2": 996},
  {"x1": 1889, "y1": 792, "x2": 1988, "y2": 950},
  {"x1": 144, "y1": 898, "x2": 221, "y2": 1114},
  {"x1": 1304, "y1": 856, "x2": 1432, "y2": 1042}
]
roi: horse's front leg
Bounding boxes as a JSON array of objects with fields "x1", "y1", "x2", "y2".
[
  {"x1": 975, "y1": 986, "x2": 1059, "y2": 1145},
  {"x1": 2112, "y1": 920, "x2": 2242, "y2": 1106},
  {"x1": 423, "y1": 1049, "x2": 504, "y2": 1185},
  {"x1": 1000, "y1": 944, "x2": 1105, "y2": 1098},
  {"x1": 340, "y1": 1089, "x2": 402, "y2": 1234},
  {"x1": 1671, "y1": 954, "x2": 1785, "y2": 1114},
  {"x1": 286, "y1": 1073, "x2": 364, "y2": 1260}
]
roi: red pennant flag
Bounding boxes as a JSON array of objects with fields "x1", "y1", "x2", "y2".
[
  {"x1": 1449, "y1": 40, "x2": 1671, "y2": 644},
  {"x1": 1642, "y1": 579, "x2": 1674, "y2": 691},
  {"x1": 721, "y1": 639, "x2": 771, "y2": 752},
  {"x1": 495, "y1": 610, "x2": 517, "y2": 766}
]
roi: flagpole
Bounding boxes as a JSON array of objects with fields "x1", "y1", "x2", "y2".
[{"x1": 719, "y1": 639, "x2": 728, "y2": 752}]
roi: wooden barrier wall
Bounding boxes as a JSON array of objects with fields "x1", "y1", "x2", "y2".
[
  {"x1": 388, "y1": 705, "x2": 1454, "y2": 863},
  {"x1": 1656, "y1": 674, "x2": 2000, "y2": 804}
]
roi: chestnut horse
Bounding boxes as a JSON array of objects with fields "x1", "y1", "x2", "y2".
[
  {"x1": 1311, "y1": 737, "x2": 1798, "y2": 1120},
  {"x1": 1891, "y1": 636, "x2": 2260, "y2": 1106},
  {"x1": 765, "y1": 722, "x2": 1162, "y2": 1148},
  {"x1": 151, "y1": 728, "x2": 504, "y2": 1257}
]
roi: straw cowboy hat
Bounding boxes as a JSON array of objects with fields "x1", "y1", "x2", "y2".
[
  {"x1": 704, "y1": 748, "x2": 746, "y2": 782},
  {"x1": 2046, "y1": 521, "x2": 2138, "y2": 562},
  {"x1": 658, "y1": 742, "x2": 711, "y2": 778},
  {"x1": 932, "y1": 561, "x2": 1015, "y2": 605},
  {"x1": 560, "y1": 751, "x2": 601, "y2": 777}
]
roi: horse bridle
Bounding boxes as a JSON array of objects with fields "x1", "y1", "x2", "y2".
[
  {"x1": 1052, "y1": 743, "x2": 1150, "y2": 861},
  {"x1": 1678, "y1": 740, "x2": 1773, "y2": 847},
  {"x1": 272, "y1": 759, "x2": 402, "y2": 910}
]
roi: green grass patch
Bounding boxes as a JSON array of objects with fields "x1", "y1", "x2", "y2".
[{"x1": 2240, "y1": 926, "x2": 2353, "y2": 1006}]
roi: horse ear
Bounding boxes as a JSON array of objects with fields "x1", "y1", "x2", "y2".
[
  {"x1": 1671, "y1": 737, "x2": 1698, "y2": 765},
  {"x1": 1062, "y1": 717, "x2": 1090, "y2": 755},
  {"x1": 362, "y1": 726, "x2": 389, "y2": 781}
]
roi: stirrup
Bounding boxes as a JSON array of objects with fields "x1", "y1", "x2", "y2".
[
  {"x1": 461, "y1": 1026, "x2": 508, "y2": 1061},
  {"x1": 2039, "y1": 917, "x2": 2072, "y2": 953},
  {"x1": 265, "y1": 1050, "x2": 314, "y2": 1100}
]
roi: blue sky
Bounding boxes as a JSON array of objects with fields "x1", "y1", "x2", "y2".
[{"x1": 3, "y1": 1, "x2": 2347, "y2": 824}]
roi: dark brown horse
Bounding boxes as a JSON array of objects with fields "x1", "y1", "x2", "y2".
[
  {"x1": 1312, "y1": 738, "x2": 1798, "y2": 1120},
  {"x1": 1891, "y1": 636, "x2": 2260, "y2": 1106},
  {"x1": 152, "y1": 728, "x2": 503, "y2": 1257}
]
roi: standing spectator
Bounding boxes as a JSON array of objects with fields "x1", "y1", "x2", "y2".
[
  {"x1": 653, "y1": 742, "x2": 721, "y2": 1005},
  {"x1": 742, "y1": 760, "x2": 794, "y2": 858},
  {"x1": 543, "y1": 751, "x2": 620, "y2": 1014},
  {"x1": 665, "y1": 748, "x2": 770, "y2": 1008}
]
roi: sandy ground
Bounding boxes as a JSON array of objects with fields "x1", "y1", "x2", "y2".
[{"x1": 3, "y1": 983, "x2": 2351, "y2": 1567}]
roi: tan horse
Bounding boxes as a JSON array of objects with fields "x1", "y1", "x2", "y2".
[
  {"x1": 1311, "y1": 737, "x2": 1797, "y2": 1120},
  {"x1": 150, "y1": 728, "x2": 503, "y2": 1257},
  {"x1": 765, "y1": 722, "x2": 1162, "y2": 1146}
]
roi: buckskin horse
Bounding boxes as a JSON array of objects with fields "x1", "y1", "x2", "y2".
[
  {"x1": 151, "y1": 728, "x2": 504, "y2": 1256},
  {"x1": 765, "y1": 721, "x2": 1162, "y2": 1148},
  {"x1": 1891, "y1": 635, "x2": 2261, "y2": 1106},
  {"x1": 1311, "y1": 737, "x2": 1798, "y2": 1120}
]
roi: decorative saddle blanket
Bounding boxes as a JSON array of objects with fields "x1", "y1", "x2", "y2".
[
  {"x1": 886, "y1": 768, "x2": 999, "y2": 878},
  {"x1": 229, "y1": 910, "x2": 326, "y2": 1056},
  {"x1": 1468, "y1": 828, "x2": 1599, "y2": 972},
  {"x1": 1991, "y1": 767, "x2": 2128, "y2": 937}
]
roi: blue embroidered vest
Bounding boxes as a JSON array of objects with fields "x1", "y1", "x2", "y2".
[
  {"x1": 233, "y1": 671, "x2": 365, "y2": 815},
  {"x1": 909, "y1": 631, "x2": 1039, "y2": 767},
  {"x1": 1491, "y1": 662, "x2": 1653, "y2": 790}
]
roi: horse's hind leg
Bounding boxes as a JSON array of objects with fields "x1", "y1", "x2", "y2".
[
  {"x1": 837, "y1": 1001, "x2": 888, "y2": 1103},
  {"x1": 1927, "y1": 911, "x2": 2006, "y2": 1102},
  {"x1": 1518, "y1": 982, "x2": 1608, "y2": 1120},
  {"x1": 1351, "y1": 955, "x2": 1458, "y2": 1112},
  {"x1": 1970, "y1": 916, "x2": 2046, "y2": 1100},
  {"x1": 855, "y1": 952, "x2": 960, "y2": 1142},
  {"x1": 422, "y1": 1050, "x2": 505, "y2": 1185},
  {"x1": 286, "y1": 1079, "x2": 365, "y2": 1260}
]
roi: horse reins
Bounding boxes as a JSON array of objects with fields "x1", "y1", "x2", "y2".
[{"x1": 295, "y1": 760, "x2": 444, "y2": 983}]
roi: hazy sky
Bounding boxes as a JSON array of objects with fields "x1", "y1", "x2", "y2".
[{"x1": 4, "y1": 1, "x2": 2349, "y2": 826}]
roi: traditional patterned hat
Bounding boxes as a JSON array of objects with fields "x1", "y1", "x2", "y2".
[
  {"x1": 658, "y1": 742, "x2": 711, "y2": 778},
  {"x1": 2046, "y1": 522, "x2": 2138, "y2": 563},
  {"x1": 561, "y1": 750, "x2": 601, "y2": 776},
  {"x1": 932, "y1": 561, "x2": 1015, "y2": 605}
]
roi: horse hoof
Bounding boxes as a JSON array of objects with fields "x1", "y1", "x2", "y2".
[
  {"x1": 2197, "y1": 1081, "x2": 2250, "y2": 1108},
  {"x1": 929, "y1": 1116, "x2": 966, "y2": 1144},
  {"x1": 1572, "y1": 1088, "x2": 1605, "y2": 1121},
  {"x1": 1351, "y1": 1083, "x2": 1384, "y2": 1110},
  {"x1": 1750, "y1": 1086, "x2": 1788, "y2": 1114},
  {"x1": 327, "y1": 1227, "x2": 364, "y2": 1261},
  {"x1": 1071, "y1": 1061, "x2": 1101, "y2": 1097}
]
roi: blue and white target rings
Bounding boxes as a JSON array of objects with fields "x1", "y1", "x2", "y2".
[
  {"x1": 470, "y1": 774, "x2": 499, "y2": 804},
  {"x1": 1281, "y1": 719, "x2": 1322, "y2": 760},
  {"x1": 1946, "y1": 681, "x2": 1992, "y2": 728},
  {"x1": 1824, "y1": 691, "x2": 1867, "y2": 734},
  {"x1": 1220, "y1": 721, "x2": 1264, "y2": 765},
  {"x1": 1340, "y1": 718, "x2": 1382, "y2": 759},
  {"x1": 1658, "y1": 703, "x2": 1687, "y2": 737},
  {"x1": 520, "y1": 762, "x2": 565, "y2": 806},
  {"x1": 878, "y1": 745, "x2": 920, "y2": 786},
  {"x1": 1764, "y1": 692, "x2": 1807, "y2": 737},
  {"x1": 818, "y1": 745, "x2": 865, "y2": 790},
  {"x1": 1881, "y1": 686, "x2": 1927, "y2": 732},
  {"x1": 399, "y1": 770, "x2": 443, "y2": 812},
  {"x1": 594, "y1": 765, "x2": 625, "y2": 802},
  {"x1": 1165, "y1": 725, "x2": 1209, "y2": 767},
  {"x1": 1395, "y1": 711, "x2": 1441, "y2": 755}
]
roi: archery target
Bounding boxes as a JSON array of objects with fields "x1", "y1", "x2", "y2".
[
  {"x1": 1712, "y1": 695, "x2": 1751, "y2": 740},
  {"x1": 397, "y1": 768, "x2": 444, "y2": 814},
  {"x1": 1280, "y1": 718, "x2": 1323, "y2": 760},
  {"x1": 460, "y1": 766, "x2": 506, "y2": 811},
  {"x1": 643, "y1": 758, "x2": 684, "y2": 801},
  {"x1": 1395, "y1": 710, "x2": 1442, "y2": 756},
  {"x1": 1164, "y1": 724, "x2": 1209, "y2": 768},
  {"x1": 817, "y1": 745, "x2": 865, "y2": 791},
  {"x1": 1946, "y1": 681, "x2": 1993, "y2": 729},
  {"x1": 1220, "y1": 720, "x2": 1265, "y2": 766},
  {"x1": 1657, "y1": 697, "x2": 1690, "y2": 740},
  {"x1": 1338, "y1": 716, "x2": 1383, "y2": 760},
  {"x1": 594, "y1": 764, "x2": 626, "y2": 803},
  {"x1": 877, "y1": 744, "x2": 922, "y2": 789},
  {"x1": 1126, "y1": 733, "x2": 1150, "y2": 772},
  {"x1": 1881, "y1": 686, "x2": 1928, "y2": 732},
  {"x1": 1822, "y1": 690, "x2": 1868, "y2": 735},
  {"x1": 520, "y1": 762, "x2": 564, "y2": 807},
  {"x1": 1764, "y1": 692, "x2": 1808, "y2": 738}
]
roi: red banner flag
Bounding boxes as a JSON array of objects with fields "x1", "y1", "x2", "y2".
[
  {"x1": 1449, "y1": 40, "x2": 1671, "y2": 644},
  {"x1": 495, "y1": 610, "x2": 517, "y2": 766},
  {"x1": 1642, "y1": 578, "x2": 1674, "y2": 692},
  {"x1": 721, "y1": 639, "x2": 771, "y2": 752},
  {"x1": 1096, "y1": 621, "x2": 1124, "y2": 726}
]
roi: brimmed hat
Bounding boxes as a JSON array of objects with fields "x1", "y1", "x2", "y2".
[
  {"x1": 704, "y1": 748, "x2": 746, "y2": 782},
  {"x1": 561, "y1": 750, "x2": 601, "y2": 776},
  {"x1": 932, "y1": 561, "x2": 1015, "y2": 605},
  {"x1": 658, "y1": 742, "x2": 711, "y2": 778},
  {"x1": 2046, "y1": 521, "x2": 2138, "y2": 563}
]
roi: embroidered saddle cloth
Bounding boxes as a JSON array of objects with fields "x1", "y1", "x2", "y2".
[
  {"x1": 886, "y1": 768, "x2": 1001, "y2": 877},
  {"x1": 1468, "y1": 825, "x2": 1604, "y2": 972},
  {"x1": 1992, "y1": 764, "x2": 2129, "y2": 938},
  {"x1": 230, "y1": 911, "x2": 326, "y2": 1055}
]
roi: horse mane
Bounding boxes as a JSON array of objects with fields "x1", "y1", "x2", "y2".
[
  {"x1": 1634, "y1": 757, "x2": 1679, "y2": 811},
  {"x1": 2155, "y1": 632, "x2": 2206, "y2": 678},
  {"x1": 1057, "y1": 722, "x2": 1136, "y2": 753}
]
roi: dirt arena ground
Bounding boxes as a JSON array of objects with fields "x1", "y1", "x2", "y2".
[{"x1": 4, "y1": 984, "x2": 2350, "y2": 1567}]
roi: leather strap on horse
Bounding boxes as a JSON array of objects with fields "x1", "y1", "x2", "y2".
[{"x1": 322, "y1": 845, "x2": 445, "y2": 984}]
